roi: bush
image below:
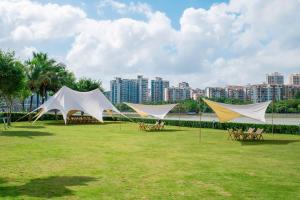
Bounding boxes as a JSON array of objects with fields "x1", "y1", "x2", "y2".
[
  {"x1": 2, "y1": 112, "x2": 299, "y2": 134},
  {"x1": 117, "y1": 117, "x2": 300, "y2": 135}
]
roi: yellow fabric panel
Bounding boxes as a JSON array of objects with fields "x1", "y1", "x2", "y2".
[
  {"x1": 203, "y1": 99, "x2": 241, "y2": 122},
  {"x1": 134, "y1": 108, "x2": 149, "y2": 117},
  {"x1": 105, "y1": 109, "x2": 113, "y2": 116}
]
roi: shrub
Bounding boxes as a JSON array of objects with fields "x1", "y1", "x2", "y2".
[{"x1": 2, "y1": 112, "x2": 299, "y2": 134}]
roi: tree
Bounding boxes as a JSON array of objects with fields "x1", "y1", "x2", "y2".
[
  {"x1": 75, "y1": 78, "x2": 104, "y2": 92},
  {"x1": 18, "y1": 86, "x2": 31, "y2": 112},
  {"x1": 48, "y1": 63, "x2": 76, "y2": 94},
  {"x1": 295, "y1": 91, "x2": 300, "y2": 99},
  {"x1": 0, "y1": 50, "x2": 26, "y2": 125}
]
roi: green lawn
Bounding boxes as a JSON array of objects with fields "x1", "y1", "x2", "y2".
[{"x1": 0, "y1": 121, "x2": 300, "y2": 200}]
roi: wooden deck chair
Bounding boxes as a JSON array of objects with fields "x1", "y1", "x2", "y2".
[
  {"x1": 227, "y1": 129, "x2": 235, "y2": 140},
  {"x1": 244, "y1": 128, "x2": 255, "y2": 140},
  {"x1": 253, "y1": 128, "x2": 264, "y2": 140},
  {"x1": 149, "y1": 122, "x2": 160, "y2": 131},
  {"x1": 138, "y1": 122, "x2": 146, "y2": 131},
  {"x1": 159, "y1": 122, "x2": 165, "y2": 130},
  {"x1": 235, "y1": 129, "x2": 243, "y2": 140}
]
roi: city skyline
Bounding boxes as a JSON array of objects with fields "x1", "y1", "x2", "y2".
[
  {"x1": 107, "y1": 72, "x2": 300, "y2": 104},
  {"x1": 1, "y1": 0, "x2": 300, "y2": 90},
  {"x1": 107, "y1": 71, "x2": 300, "y2": 91}
]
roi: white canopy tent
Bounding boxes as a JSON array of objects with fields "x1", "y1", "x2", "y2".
[
  {"x1": 33, "y1": 86, "x2": 121, "y2": 124},
  {"x1": 202, "y1": 98, "x2": 272, "y2": 122},
  {"x1": 124, "y1": 103, "x2": 177, "y2": 119}
]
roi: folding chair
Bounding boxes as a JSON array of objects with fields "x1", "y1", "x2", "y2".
[
  {"x1": 253, "y1": 128, "x2": 264, "y2": 140},
  {"x1": 227, "y1": 129, "x2": 235, "y2": 140}
]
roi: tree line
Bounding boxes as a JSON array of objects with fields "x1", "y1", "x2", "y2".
[{"x1": 0, "y1": 50, "x2": 103, "y2": 124}]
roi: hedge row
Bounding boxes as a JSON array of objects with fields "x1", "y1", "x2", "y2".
[
  {"x1": 0, "y1": 112, "x2": 64, "y2": 122},
  {"x1": 1, "y1": 112, "x2": 299, "y2": 134},
  {"x1": 118, "y1": 117, "x2": 300, "y2": 135}
]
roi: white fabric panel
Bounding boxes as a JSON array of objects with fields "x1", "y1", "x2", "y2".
[
  {"x1": 125, "y1": 103, "x2": 177, "y2": 119},
  {"x1": 35, "y1": 86, "x2": 120, "y2": 124},
  {"x1": 212, "y1": 100, "x2": 272, "y2": 122}
]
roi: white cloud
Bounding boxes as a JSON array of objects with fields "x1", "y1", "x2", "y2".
[
  {"x1": 1, "y1": 0, "x2": 300, "y2": 89},
  {"x1": 20, "y1": 46, "x2": 38, "y2": 60},
  {"x1": 0, "y1": 0, "x2": 86, "y2": 42},
  {"x1": 97, "y1": 0, "x2": 153, "y2": 18}
]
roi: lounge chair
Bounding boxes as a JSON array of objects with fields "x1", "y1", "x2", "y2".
[
  {"x1": 159, "y1": 122, "x2": 165, "y2": 130},
  {"x1": 138, "y1": 122, "x2": 146, "y2": 131},
  {"x1": 244, "y1": 128, "x2": 255, "y2": 140},
  {"x1": 227, "y1": 129, "x2": 235, "y2": 140},
  {"x1": 252, "y1": 128, "x2": 264, "y2": 140},
  {"x1": 235, "y1": 129, "x2": 243, "y2": 140},
  {"x1": 149, "y1": 122, "x2": 160, "y2": 131}
]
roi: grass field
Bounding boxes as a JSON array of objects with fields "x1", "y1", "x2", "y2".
[{"x1": 0, "y1": 121, "x2": 300, "y2": 200}]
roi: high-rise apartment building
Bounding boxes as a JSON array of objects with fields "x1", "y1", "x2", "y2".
[
  {"x1": 249, "y1": 84, "x2": 283, "y2": 103},
  {"x1": 289, "y1": 73, "x2": 300, "y2": 86},
  {"x1": 225, "y1": 86, "x2": 246, "y2": 100},
  {"x1": 205, "y1": 87, "x2": 226, "y2": 99},
  {"x1": 191, "y1": 88, "x2": 205, "y2": 100},
  {"x1": 110, "y1": 76, "x2": 149, "y2": 104},
  {"x1": 137, "y1": 75, "x2": 149, "y2": 103},
  {"x1": 164, "y1": 82, "x2": 191, "y2": 102},
  {"x1": 266, "y1": 72, "x2": 284, "y2": 85},
  {"x1": 151, "y1": 77, "x2": 169, "y2": 102}
]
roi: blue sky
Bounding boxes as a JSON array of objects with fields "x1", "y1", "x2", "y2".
[
  {"x1": 39, "y1": 0, "x2": 228, "y2": 28},
  {"x1": 0, "y1": 0, "x2": 299, "y2": 89}
]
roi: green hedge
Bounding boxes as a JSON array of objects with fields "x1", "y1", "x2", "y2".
[
  {"x1": 0, "y1": 112, "x2": 64, "y2": 122},
  {"x1": 1, "y1": 112, "x2": 299, "y2": 134},
  {"x1": 118, "y1": 117, "x2": 300, "y2": 135}
]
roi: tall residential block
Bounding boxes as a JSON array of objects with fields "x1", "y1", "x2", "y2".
[
  {"x1": 225, "y1": 86, "x2": 246, "y2": 100},
  {"x1": 266, "y1": 72, "x2": 284, "y2": 85},
  {"x1": 164, "y1": 82, "x2": 191, "y2": 102},
  {"x1": 151, "y1": 77, "x2": 169, "y2": 102},
  {"x1": 137, "y1": 75, "x2": 149, "y2": 103},
  {"x1": 289, "y1": 73, "x2": 300, "y2": 86},
  {"x1": 248, "y1": 84, "x2": 283, "y2": 103},
  {"x1": 205, "y1": 87, "x2": 226, "y2": 99},
  {"x1": 110, "y1": 76, "x2": 149, "y2": 104}
]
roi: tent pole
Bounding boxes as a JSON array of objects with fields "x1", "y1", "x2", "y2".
[
  {"x1": 272, "y1": 85, "x2": 275, "y2": 136},
  {"x1": 178, "y1": 104, "x2": 181, "y2": 129},
  {"x1": 199, "y1": 112, "x2": 202, "y2": 144},
  {"x1": 199, "y1": 99, "x2": 202, "y2": 144}
]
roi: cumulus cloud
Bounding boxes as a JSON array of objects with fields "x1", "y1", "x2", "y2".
[
  {"x1": 97, "y1": 0, "x2": 153, "y2": 18},
  {"x1": 1, "y1": 0, "x2": 300, "y2": 89}
]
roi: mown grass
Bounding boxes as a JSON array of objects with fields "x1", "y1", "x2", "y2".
[{"x1": 0, "y1": 121, "x2": 300, "y2": 200}]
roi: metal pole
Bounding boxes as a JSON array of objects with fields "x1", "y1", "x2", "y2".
[
  {"x1": 272, "y1": 85, "x2": 275, "y2": 135},
  {"x1": 199, "y1": 112, "x2": 202, "y2": 144},
  {"x1": 199, "y1": 98, "x2": 202, "y2": 143},
  {"x1": 178, "y1": 104, "x2": 181, "y2": 129}
]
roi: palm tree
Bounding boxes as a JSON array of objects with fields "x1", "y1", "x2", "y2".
[{"x1": 25, "y1": 52, "x2": 56, "y2": 119}]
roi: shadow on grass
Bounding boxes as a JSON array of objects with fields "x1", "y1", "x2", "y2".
[
  {"x1": 0, "y1": 131, "x2": 53, "y2": 138},
  {"x1": 144, "y1": 128, "x2": 186, "y2": 133},
  {"x1": 0, "y1": 176, "x2": 96, "y2": 198},
  {"x1": 13, "y1": 125, "x2": 45, "y2": 129},
  {"x1": 240, "y1": 139, "x2": 300, "y2": 146},
  {"x1": 44, "y1": 121, "x2": 123, "y2": 126}
]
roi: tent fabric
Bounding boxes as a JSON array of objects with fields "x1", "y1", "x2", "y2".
[
  {"x1": 124, "y1": 103, "x2": 177, "y2": 119},
  {"x1": 34, "y1": 86, "x2": 120, "y2": 124},
  {"x1": 202, "y1": 98, "x2": 271, "y2": 122}
]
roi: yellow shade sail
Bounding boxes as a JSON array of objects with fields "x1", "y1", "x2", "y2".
[
  {"x1": 203, "y1": 99, "x2": 241, "y2": 122},
  {"x1": 202, "y1": 98, "x2": 271, "y2": 122}
]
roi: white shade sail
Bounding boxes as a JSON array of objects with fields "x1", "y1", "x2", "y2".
[
  {"x1": 34, "y1": 86, "x2": 120, "y2": 124},
  {"x1": 203, "y1": 98, "x2": 271, "y2": 122},
  {"x1": 124, "y1": 103, "x2": 177, "y2": 119}
]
